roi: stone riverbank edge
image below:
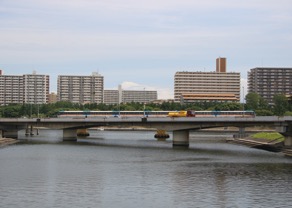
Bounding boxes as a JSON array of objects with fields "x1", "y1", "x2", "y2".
[
  {"x1": 226, "y1": 137, "x2": 292, "y2": 157},
  {"x1": 0, "y1": 138, "x2": 19, "y2": 148}
]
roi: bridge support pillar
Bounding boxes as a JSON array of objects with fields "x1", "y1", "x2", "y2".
[
  {"x1": 63, "y1": 129, "x2": 77, "y2": 141},
  {"x1": 233, "y1": 127, "x2": 247, "y2": 139},
  {"x1": 25, "y1": 125, "x2": 34, "y2": 136},
  {"x1": 276, "y1": 124, "x2": 292, "y2": 147},
  {"x1": 284, "y1": 136, "x2": 292, "y2": 147},
  {"x1": 275, "y1": 126, "x2": 286, "y2": 133},
  {"x1": 3, "y1": 130, "x2": 18, "y2": 139},
  {"x1": 173, "y1": 130, "x2": 189, "y2": 147}
]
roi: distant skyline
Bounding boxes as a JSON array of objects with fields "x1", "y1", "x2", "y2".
[{"x1": 1, "y1": 0, "x2": 292, "y2": 101}]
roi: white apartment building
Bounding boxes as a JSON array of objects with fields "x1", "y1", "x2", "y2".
[
  {"x1": 121, "y1": 90, "x2": 157, "y2": 103},
  {"x1": 23, "y1": 73, "x2": 50, "y2": 104},
  {"x1": 58, "y1": 72, "x2": 104, "y2": 104},
  {"x1": 103, "y1": 85, "x2": 158, "y2": 104},
  {"x1": 103, "y1": 90, "x2": 119, "y2": 104},
  {"x1": 0, "y1": 73, "x2": 23, "y2": 105},
  {"x1": 0, "y1": 70, "x2": 49, "y2": 105}
]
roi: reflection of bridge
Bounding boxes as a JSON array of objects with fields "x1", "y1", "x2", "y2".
[{"x1": 1, "y1": 116, "x2": 292, "y2": 147}]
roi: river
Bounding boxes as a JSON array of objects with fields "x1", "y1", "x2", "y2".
[{"x1": 0, "y1": 129, "x2": 291, "y2": 208}]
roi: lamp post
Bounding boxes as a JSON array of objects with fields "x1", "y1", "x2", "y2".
[
  {"x1": 143, "y1": 88, "x2": 146, "y2": 117},
  {"x1": 37, "y1": 103, "x2": 39, "y2": 118},
  {"x1": 242, "y1": 86, "x2": 245, "y2": 116}
]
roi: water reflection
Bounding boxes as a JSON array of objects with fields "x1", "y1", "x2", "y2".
[{"x1": 0, "y1": 129, "x2": 291, "y2": 208}]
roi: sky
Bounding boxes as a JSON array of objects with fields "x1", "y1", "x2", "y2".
[{"x1": 1, "y1": 0, "x2": 292, "y2": 101}]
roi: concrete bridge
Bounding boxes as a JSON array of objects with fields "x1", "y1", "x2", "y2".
[{"x1": 0, "y1": 116, "x2": 292, "y2": 147}]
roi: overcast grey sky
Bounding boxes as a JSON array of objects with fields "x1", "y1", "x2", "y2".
[{"x1": 1, "y1": 0, "x2": 292, "y2": 100}]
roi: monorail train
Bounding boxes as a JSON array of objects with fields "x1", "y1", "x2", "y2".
[
  {"x1": 57, "y1": 110, "x2": 255, "y2": 118},
  {"x1": 167, "y1": 110, "x2": 255, "y2": 117},
  {"x1": 57, "y1": 110, "x2": 169, "y2": 118}
]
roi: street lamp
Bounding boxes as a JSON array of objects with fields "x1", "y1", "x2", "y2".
[
  {"x1": 143, "y1": 88, "x2": 146, "y2": 117},
  {"x1": 242, "y1": 86, "x2": 245, "y2": 116}
]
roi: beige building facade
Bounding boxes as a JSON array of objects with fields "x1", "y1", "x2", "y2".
[
  {"x1": 174, "y1": 58, "x2": 240, "y2": 103},
  {"x1": 181, "y1": 93, "x2": 238, "y2": 104},
  {"x1": 48, "y1": 92, "x2": 58, "y2": 103},
  {"x1": 174, "y1": 71, "x2": 240, "y2": 102}
]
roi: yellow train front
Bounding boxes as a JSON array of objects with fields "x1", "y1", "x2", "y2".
[{"x1": 167, "y1": 110, "x2": 195, "y2": 117}]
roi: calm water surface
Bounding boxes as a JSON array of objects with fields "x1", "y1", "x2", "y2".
[{"x1": 0, "y1": 129, "x2": 291, "y2": 208}]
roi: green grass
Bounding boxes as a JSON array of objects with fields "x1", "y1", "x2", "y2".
[{"x1": 251, "y1": 132, "x2": 285, "y2": 142}]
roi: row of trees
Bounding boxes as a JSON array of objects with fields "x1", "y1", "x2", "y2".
[
  {"x1": 0, "y1": 93, "x2": 291, "y2": 118},
  {"x1": 245, "y1": 93, "x2": 291, "y2": 116}
]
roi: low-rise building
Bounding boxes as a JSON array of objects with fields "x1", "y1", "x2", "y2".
[
  {"x1": 103, "y1": 85, "x2": 158, "y2": 104},
  {"x1": 48, "y1": 92, "x2": 57, "y2": 103},
  {"x1": 103, "y1": 90, "x2": 119, "y2": 105}
]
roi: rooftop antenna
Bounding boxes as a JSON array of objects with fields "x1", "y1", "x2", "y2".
[{"x1": 92, "y1": 69, "x2": 100, "y2": 76}]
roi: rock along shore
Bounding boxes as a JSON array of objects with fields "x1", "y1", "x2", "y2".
[{"x1": 0, "y1": 138, "x2": 19, "y2": 148}]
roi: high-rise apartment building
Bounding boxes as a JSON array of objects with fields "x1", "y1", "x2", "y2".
[
  {"x1": 0, "y1": 70, "x2": 49, "y2": 105},
  {"x1": 0, "y1": 72, "x2": 23, "y2": 105},
  {"x1": 23, "y1": 72, "x2": 50, "y2": 104},
  {"x1": 248, "y1": 67, "x2": 292, "y2": 104},
  {"x1": 174, "y1": 58, "x2": 240, "y2": 103},
  {"x1": 174, "y1": 71, "x2": 240, "y2": 102},
  {"x1": 57, "y1": 72, "x2": 104, "y2": 104}
]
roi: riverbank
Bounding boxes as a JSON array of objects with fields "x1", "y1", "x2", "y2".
[
  {"x1": 0, "y1": 138, "x2": 19, "y2": 148},
  {"x1": 226, "y1": 136, "x2": 292, "y2": 157},
  {"x1": 199, "y1": 127, "x2": 292, "y2": 157},
  {"x1": 226, "y1": 137, "x2": 283, "y2": 151}
]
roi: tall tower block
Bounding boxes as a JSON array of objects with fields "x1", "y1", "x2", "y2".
[{"x1": 216, "y1": 57, "x2": 226, "y2": 73}]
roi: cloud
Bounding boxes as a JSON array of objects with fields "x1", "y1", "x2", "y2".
[
  {"x1": 1, "y1": 0, "x2": 291, "y2": 100},
  {"x1": 120, "y1": 81, "x2": 173, "y2": 99}
]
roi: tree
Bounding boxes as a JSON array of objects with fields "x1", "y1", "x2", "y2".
[
  {"x1": 214, "y1": 102, "x2": 242, "y2": 111},
  {"x1": 258, "y1": 96, "x2": 270, "y2": 110},
  {"x1": 245, "y1": 92, "x2": 260, "y2": 110},
  {"x1": 273, "y1": 94, "x2": 288, "y2": 116},
  {"x1": 255, "y1": 109, "x2": 273, "y2": 116},
  {"x1": 2, "y1": 105, "x2": 22, "y2": 118}
]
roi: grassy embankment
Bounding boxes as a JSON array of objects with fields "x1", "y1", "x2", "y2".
[{"x1": 251, "y1": 132, "x2": 284, "y2": 143}]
